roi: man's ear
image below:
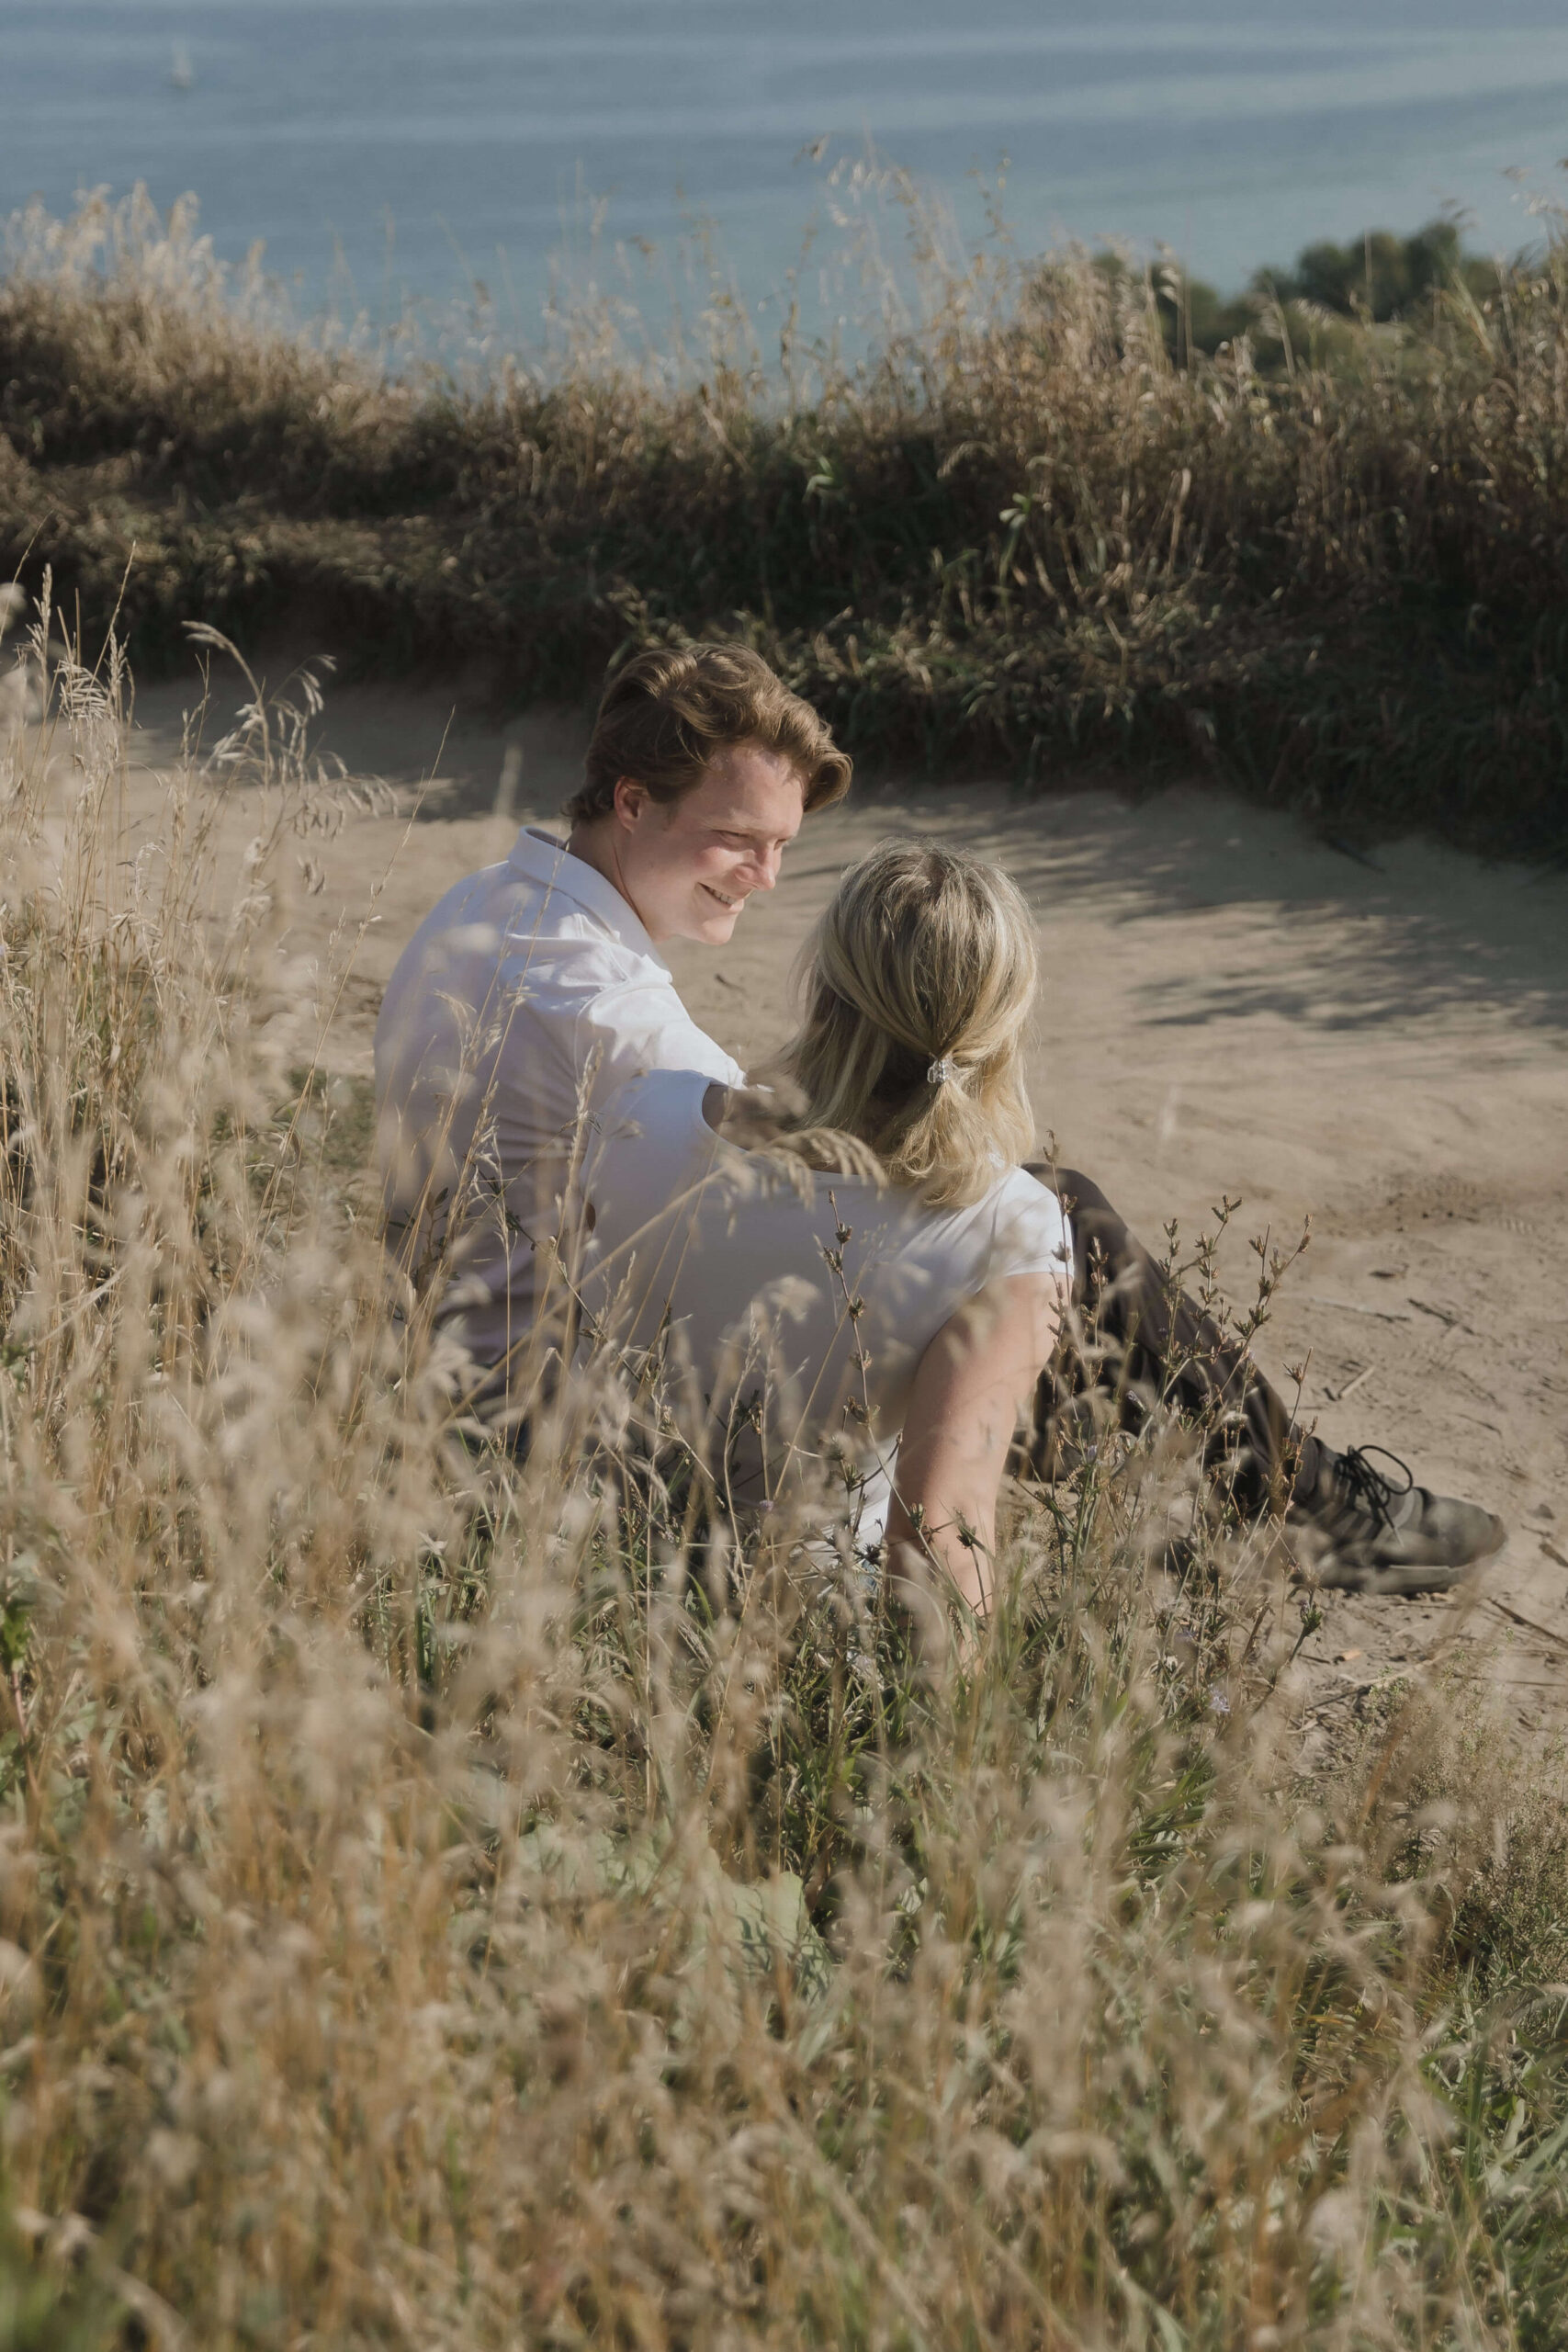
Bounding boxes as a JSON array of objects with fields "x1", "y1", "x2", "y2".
[{"x1": 612, "y1": 775, "x2": 649, "y2": 829}]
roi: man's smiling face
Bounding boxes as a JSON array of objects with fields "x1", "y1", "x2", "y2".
[{"x1": 610, "y1": 741, "x2": 806, "y2": 945}]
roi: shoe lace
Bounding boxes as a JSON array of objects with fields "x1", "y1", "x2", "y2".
[{"x1": 1332, "y1": 1443, "x2": 1415, "y2": 1535}]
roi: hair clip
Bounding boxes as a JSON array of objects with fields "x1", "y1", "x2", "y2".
[{"x1": 926, "y1": 1057, "x2": 955, "y2": 1086}]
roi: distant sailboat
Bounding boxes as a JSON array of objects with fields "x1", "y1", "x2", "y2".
[{"x1": 170, "y1": 43, "x2": 195, "y2": 92}]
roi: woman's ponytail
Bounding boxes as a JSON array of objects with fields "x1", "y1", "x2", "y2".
[{"x1": 773, "y1": 842, "x2": 1038, "y2": 1208}]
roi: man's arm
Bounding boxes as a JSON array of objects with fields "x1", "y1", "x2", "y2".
[{"x1": 570, "y1": 967, "x2": 744, "y2": 1110}]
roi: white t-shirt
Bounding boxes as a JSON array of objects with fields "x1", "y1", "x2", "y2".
[
  {"x1": 581, "y1": 1068, "x2": 1072, "y2": 1542},
  {"x1": 374, "y1": 827, "x2": 741, "y2": 1379}
]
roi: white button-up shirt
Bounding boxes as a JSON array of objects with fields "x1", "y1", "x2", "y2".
[{"x1": 374, "y1": 825, "x2": 742, "y2": 1388}]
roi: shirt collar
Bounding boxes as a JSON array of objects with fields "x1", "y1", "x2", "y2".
[{"x1": 506, "y1": 824, "x2": 667, "y2": 967}]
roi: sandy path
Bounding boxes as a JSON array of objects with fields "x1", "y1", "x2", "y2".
[{"x1": 89, "y1": 671, "x2": 1568, "y2": 1733}]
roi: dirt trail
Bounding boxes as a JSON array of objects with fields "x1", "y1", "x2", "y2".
[{"x1": 96, "y1": 670, "x2": 1568, "y2": 1735}]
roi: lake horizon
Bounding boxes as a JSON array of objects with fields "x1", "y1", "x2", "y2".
[{"x1": 6, "y1": 2, "x2": 1567, "y2": 350}]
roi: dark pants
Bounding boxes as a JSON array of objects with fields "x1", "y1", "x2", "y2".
[{"x1": 1030, "y1": 1165, "x2": 1325, "y2": 1519}]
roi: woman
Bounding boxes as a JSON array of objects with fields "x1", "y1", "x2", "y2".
[{"x1": 580, "y1": 842, "x2": 1070, "y2": 1621}]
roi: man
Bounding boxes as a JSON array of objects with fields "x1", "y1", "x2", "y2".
[
  {"x1": 375, "y1": 644, "x2": 845, "y2": 1404},
  {"x1": 376, "y1": 642, "x2": 1506, "y2": 1593}
]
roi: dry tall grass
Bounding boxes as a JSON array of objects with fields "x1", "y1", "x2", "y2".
[
  {"x1": 1, "y1": 613, "x2": 1567, "y2": 2346},
  {"x1": 3, "y1": 184, "x2": 1567, "y2": 857}
]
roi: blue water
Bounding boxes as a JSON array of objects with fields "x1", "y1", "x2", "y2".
[{"x1": 7, "y1": 2, "x2": 1568, "y2": 344}]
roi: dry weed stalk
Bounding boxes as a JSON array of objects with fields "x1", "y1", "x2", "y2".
[{"x1": 0, "y1": 633, "x2": 1562, "y2": 2345}]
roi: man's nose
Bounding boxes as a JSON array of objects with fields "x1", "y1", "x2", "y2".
[{"x1": 742, "y1": 843, "x2": 783, "y2": 891}]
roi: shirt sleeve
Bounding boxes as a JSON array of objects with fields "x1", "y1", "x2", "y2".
[
  {"x1": 987, "y1": 1171, "x2": 1075, "y2": 1289},
  {"x1": 573, "y1": 967, "x2": 744, "y2": 1109}
]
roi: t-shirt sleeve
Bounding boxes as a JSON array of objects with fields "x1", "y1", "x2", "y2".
[{"x1": 987, "y1": 1171, "x2": 1075, "y2": 1289}]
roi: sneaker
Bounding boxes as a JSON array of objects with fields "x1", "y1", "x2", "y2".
[{"x1": 1288, "y1": 1443, "x2": 1506, "y2": 1594}]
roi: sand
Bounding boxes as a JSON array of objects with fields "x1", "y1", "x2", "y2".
[{"x1": 58, "y1": 662, "x2": 1568, "y2": 1734}]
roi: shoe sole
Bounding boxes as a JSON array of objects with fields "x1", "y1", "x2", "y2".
[{"x1": 1299, "y1": 1511, "x2": 1508, "y2": 1597}]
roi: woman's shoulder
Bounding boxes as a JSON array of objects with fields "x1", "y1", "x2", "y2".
[
  {"x1": 962, "y1": 1164, "x2": 1073, "y2": 1280},
  {"x1": 987, "y1": 1162, "x2": 1062, "y2": 1213}
]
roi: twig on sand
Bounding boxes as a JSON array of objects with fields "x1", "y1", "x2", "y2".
[
  {"x1": 1409, "y1": 1295, "x2": 1470, "y2": 1332},
  {"x1": 1323, "y1": 832, "x2": 1386, "y2": 873},
  {"x1": 1484, "y1": 1595, "x2": 1568, "y2": 1654},
  {"x1": 1304, "y1": 1295, "x2": 1413, "y2": 1323}
]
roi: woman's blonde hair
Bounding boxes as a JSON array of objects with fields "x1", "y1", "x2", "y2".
[{"x1": 773, "y1": 841, "x2": 1039, "y2": 1209}]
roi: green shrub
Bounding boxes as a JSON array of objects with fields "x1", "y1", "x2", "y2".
[{"x1": 3, "y1": 187, "x2": 1565, "y2": 863}]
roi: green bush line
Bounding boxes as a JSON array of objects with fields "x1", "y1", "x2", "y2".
[{"x1": 4, "y1": 214, "x2": 1567, "y2": 854}]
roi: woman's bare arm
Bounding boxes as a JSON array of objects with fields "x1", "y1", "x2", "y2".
[{"x1": 884, "y1": 1272, "x2": 1064, "y2": 1620}]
